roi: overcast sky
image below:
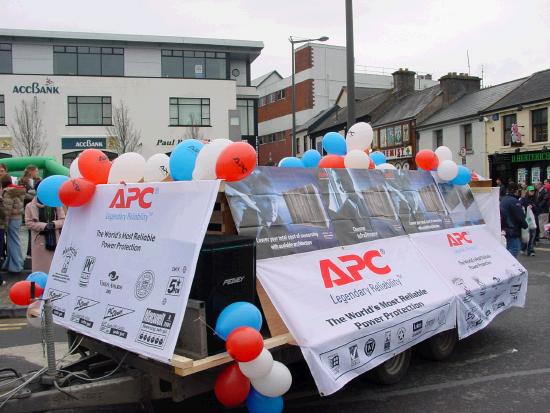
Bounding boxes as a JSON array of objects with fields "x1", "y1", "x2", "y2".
[{"x1": 1, "y1": 0, "x2": 549, "y2": 85}]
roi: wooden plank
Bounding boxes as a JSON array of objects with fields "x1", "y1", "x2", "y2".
[
  {"x1": 256, "y1": 280, "x2": 289, "y2": 337},
  {"x1": 171, "y1": 354, "x2": 194, "y2": 369},
  {"x1": 209, "y1": 210, "x2": 222, "y2": 224}
]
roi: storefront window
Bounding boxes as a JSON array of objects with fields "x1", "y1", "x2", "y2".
[
  {"x1": 531, "y1": 167, "x2": 541, "y2": 184},
  {"x1": 386, "y1": 127, "x2": 395, "y2": 146},
  {"x1": 0, "y1": 43, "x2": 12, "y2": 74},
  {"x1": 402, "y1": 124, "x2": 410, "y2": 143},
  {"x1": 380, "y1": 128, "x2": 387, "y2": 148},
  {"x1": 503, "y1": 114, "x2": 516, "y2": 146},
  {"x1": 517, "y1": 168, "x2": 527, "y2": 185},
  {"x1": 394, "y1": 125, "x2": 402, "y2": 145},
  {"x1": 531, "y1": 108, "x2": 548, "y2": 143}
]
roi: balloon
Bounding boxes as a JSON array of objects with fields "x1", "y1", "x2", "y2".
[
  {"x1": 169, "y1": 139, "x2": 204, "y2": 181},
  {"x1": 278, "y1": 157, "x2": 304, "y2": 168},
  {"x1": 246, "y1": 388, "x2": 284, "y2": 413},
  {"x1": 370, "y1": 151, "x2": 386, "y2": 165},
  {"x1": 215, "y1": 302, "x2": 263, "y2": 340},
  {"x1": 346, "y1": 122, "x2": 374, "y2": 151},
  {"x1": 108, "y1": 152, "x2": 146, "y2": 183},
  {"x1": 69, "y1": 158, "x2": 82, "y2": 179},
  {"x1": 144, "y1": 153, "x2": 171, "y2": 182},
  {"x1": 302, "y1": 149, "x2": 322, "y2": 168},
  {"x1": 36, "y1": 175, "x2": 69, "y2": 207},
  {"x1": 226, "y1": 327, "x2": 264, "y2": 362},
  {"x1": 215, "y1": 142, "x2": 257, "y2": 182},
  {"x1": 376, "y1": 163, "x2": 397, "y2": 170},
  {"x1": 344, "y1": 150, "x2": 371, "y2": 169},
  {"x1": 9, "y1": 281, "x2": 43, "y2": 306},
  {"x1": 322, "y1": 132, "x2": 347, "y2": 155},
  {"x1": 437, "y1": 160, "x2": 459, "y2": 181},
  {"x1": 26, "y1": 300, "x2": 43, "y2": 328},
  {"x1": 27, "y1": 272, "x2": 48, "y2": 289},
  {"x1": 192, "y1": 139, "x2": 232, "y2": 180},
  {"x1": 415, "y1": 149, "x2": 439, "y2": 171},
  {"x1": 250, "y1": 361, "x2": 292, "y2": 397},
  {"x1": 78, "y1": 149, "x2": 111, "y2": 184},
  {"x1": 450, "y1": 165, "x2": 472, "y2": 185},
  {"x1": 435, "y1": 146, "x2": 453, "y2": 163},
  {"x1": 59, "y1": 178, "x2": 96, "y2": 207},
  {"x1": 318, "y1": 155, "x2": 345, "y2": 169},
  {"x1": 214, "y1": 363, "x2": 250, "y2": 408},
  {"x1": 239, "y1": 348, "x2": 274, "y2": 379}
]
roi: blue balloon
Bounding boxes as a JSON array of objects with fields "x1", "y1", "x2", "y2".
[
  {"x1": 27, "y1": 272, "x2": 48, "y2": 289},
  {"x1": 302, "y1": 149, "x2": 322, "y2": 168},
  {"x1": 246, "y1": 389, "x2": 284, "y2": 413},
  {"x1": 322, "y1": 132, "x2": 347, "y2": 156},
  {"x1": 36, "y1": 175, "x2": 69, "y2": 207},
  {"x1": 370, "y1": 151, "x2": 386, "y2": 166},
  {"x1": 450, "y1": 165, "x2": 471, "y2": 185},
  {"x1": 169, "y1": 139, "x2": 204, "y2": 181},
  {"x1": 278, "y1": 157, "x2": 304, "y2": 168},
  {"x1": 214, "y1": 301, "x2": 262, "y2": 340}
]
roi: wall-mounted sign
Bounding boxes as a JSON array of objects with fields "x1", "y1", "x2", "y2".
[
  {"x1": 61, "y1": 137, "x2": 106, "y2": 150},
  {"x1": 382, "y1": 145, "x2": 413, "y2": 160},
  {"x1": 512, "y1": 151, "x2": 550, "y2": 163},
  {"x1": 13, "y1": 78, "x2": 59, "y2": 94},
  {"x1": 0, "y1": 137, "x2": 13, "y2": 151},
  {"x1": 156, "y1": 138, "x2": 185, "y2": 146}
]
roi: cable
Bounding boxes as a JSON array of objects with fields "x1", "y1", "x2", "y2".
[
  {"x1": 0, "y1": 367, "x2": 48, "y2": 409},
  {"x1": 57, "y1": 352, "x2": 128, "y2": 385}
]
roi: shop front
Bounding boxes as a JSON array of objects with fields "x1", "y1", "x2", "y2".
[
  {"x1": 381, "y1": 144, "x2": 413, "y2": 170},
  {"x1": 61, "y1": 136, "x2": 118, "y2": 167},
  {"x1": 489, "y1": 149, "x2": 550, "y2": 185}
]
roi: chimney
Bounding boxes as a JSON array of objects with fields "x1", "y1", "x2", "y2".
[
  {"x1": 392, "y1": 68, "x2": 416, "y2": 97},
  {"x1": 439, "y1": 72, "x2": 481, "y2": 105}
]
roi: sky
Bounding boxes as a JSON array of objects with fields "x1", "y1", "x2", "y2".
[{"x1": 1, "y1": 0, "x2": 549, "y2": 85}]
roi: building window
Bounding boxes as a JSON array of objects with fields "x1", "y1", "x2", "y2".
[
  {"x1": 259, "y1": 131, "x2": 286, "y2": 145},
  {"x1": 258, "y1": 89, "x2": 286, "y2": 107},
  {"x1": 54, "y1": 46, "x2": 124, "y2": 76},
  {"x1": 68, "y1": 96, "x2": 112, "y2": 125},
  {"x1": 169, "y1": 98, "x2": 210, "y2": 126},
  {"x1": 434, "y1": 129, "x2": 443, "y2": 149},
  {"x1": 503, "y1": 114, "x2": 516, "y2": 146},
  {"x1": 237, "y1": 99, "x2": 255, "y2": 136},
  {"x1": 532, "y1": 108, "x2": 548, "y2": 143},
  {"x1": 380, "y1": 128, "x2": 387, "y2": 148},
  {"x1": 403, "y1": 124, "x2": 410, "y2": 143},
  {"x1": 0, "y1": 95, "x2": 4, "y2": 125},
  {"x1": 161, "y1": 50, "x2": 226, "y2": 79},
  {"x1": 0, "y1": 43, "x2": 12, "y2": 74},
  {"x1": 462, "y1": 124, "x2": 473, "y2": 152},
  {"x1": 372, "y1": 129, "x2": 379, "y2": 149},
  {"x1": 394, "y1": 125, "x2": 402, "y2": 145}
]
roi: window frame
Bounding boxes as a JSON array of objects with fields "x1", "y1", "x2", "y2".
[
  {"x1": 502, "y1": 114, "x2": 516, "y2": 146},
  {"x1": 237, "y1": 99, "x2": 256, "y2": 137},
  {"x1": 531, "y1": 108, "x2": 548, "y2": 143},
  {"x1": 0, "y1": 95, "x2": 5, "y2": 125},
  {"x1": 169, "y1": 97, "x2": 211, "y2": 127},
  {"x1": 0, "y1": 43, "x2": 12, "y2": 74},
  {"x1": 54, "y1": 45, "x2": 124, "y2": 77},
  {"x1": 67, "y1": 96, "x2": 112, "y2": 126},
  {"x1": 161, "y1": 49, "x2": 227, "y2": 80},
  {"x1": 434, "y1": 129, "x2": 443, "y2": 150},
  {"x1": 462, "y1": 123, "x2": 473, "y2": 153}
]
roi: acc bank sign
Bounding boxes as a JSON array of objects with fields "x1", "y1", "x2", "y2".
[{"x1": 12, "y1": 78, "x2": 59, "y2": 94}]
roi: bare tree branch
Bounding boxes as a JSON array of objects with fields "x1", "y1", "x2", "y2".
[
  {"x1": 9, "y1": 98, "x2": 48, "y2": 156},
  {"x1": 106, "y1": 101, "x2": 142, "y2": 154},
  {"x1": 185, "y1": 113, "x2": 203, "y2": 140}
]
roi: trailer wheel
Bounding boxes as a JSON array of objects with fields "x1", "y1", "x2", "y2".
[
  {"x1": 418, "y1": 329, "x2": 458, "y2": 361},
  {"x1": 371, "y1": 349, "x2": 411, "y2": 385}
]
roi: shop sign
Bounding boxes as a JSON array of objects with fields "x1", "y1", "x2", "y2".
[
  {"x1": 13, "y1": 78, "x2": 59, "y2": 94},
  {"x1": 0, "y1": 137, "x2": 13, "y2": 151},
  {"x1": 512, "y1": 152, "x2": 550, "y2": 163},
  {"x1": 156, "y1": 138, "x2": 185, "y2": 146},
  {"x1": 62, "y1": 137, "x2": 107, "y2": 150},
  {"x1": 382, "y1": 145, "x2": 413, "y2": 160}
]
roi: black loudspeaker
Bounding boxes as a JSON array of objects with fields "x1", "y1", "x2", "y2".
[{"x1": 190, "y1": 235, "x2": 257, "y2": 355}]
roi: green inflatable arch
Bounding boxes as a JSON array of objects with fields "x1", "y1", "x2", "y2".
[{"x1": 1, "y1": 157, "x2": 69, "y2": 178}]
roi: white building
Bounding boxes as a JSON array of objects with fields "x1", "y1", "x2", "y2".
[{"x1": 0, "y1": 29, "x2": 262, "y2": 166}]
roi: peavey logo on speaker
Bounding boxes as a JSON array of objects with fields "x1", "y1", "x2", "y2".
[
  {"x1": 46, "y1": 288, "x2": 70, "y2": 318},
  {"x1": 70, "y1": 296, "x2": 100, "y2": 328},
  {"x1": 100, "y1": 304, "x2": 135, "y2": 339},
  {"x1": 135, "y1": 308, "x2": 175, "y2": 350}
]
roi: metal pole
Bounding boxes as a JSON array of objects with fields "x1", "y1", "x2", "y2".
[
  {"x1": 43, "y1": 299, "x2": 57, "y2": 383},
  {"x1": 346, "y1": 0, "x2": 356, "y2": 129},
  {"x1": 291, "y1": 39, "x2": 297, "y2": 157}
]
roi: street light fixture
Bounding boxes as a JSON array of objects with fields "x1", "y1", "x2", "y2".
[{"x1": 289, "y1": 35, "x2": 329, "y2": 157}]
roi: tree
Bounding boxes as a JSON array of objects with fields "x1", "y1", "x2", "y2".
[
  {"x1": 10, "y1": 98, "x2": 47, "y2": 156},
  {"x1": 106, "y1": 101, "x2": 142, "y2": 154}
]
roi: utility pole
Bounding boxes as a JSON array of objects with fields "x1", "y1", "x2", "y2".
[{"x1": 346, "y1": 0, "x2": 356, "y2": 129}]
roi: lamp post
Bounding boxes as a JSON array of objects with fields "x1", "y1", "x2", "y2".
[
  {"x1": 345, "y1": 0, "x2": 356, "y2": 129},
  {"x1": 289, "y1": 35, "x2": 329, "y2": 157}
]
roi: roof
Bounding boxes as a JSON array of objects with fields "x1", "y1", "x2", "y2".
[
  {"x1": 373, "y1": 86, "x2": 441, "y2": 127},
  {"x1": 297, "y1": 107, "x2": 338, "y2": 132},
  {"x1": 418, "y1": 78, "x2": 527, "y2": 128},
  {"x1": 251, "y1": 70, "x2": 283, "y2": 87},
  {"x1": 485, "y1": 68, "x2": 550, "y2": 112},
  {"x1": 335, "y1": 86, "x2": 388, "y2": 104}
]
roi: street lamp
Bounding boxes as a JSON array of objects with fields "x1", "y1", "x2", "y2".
[{"x1": 289, "y1": 35, "x2": 329, "y2": 157}]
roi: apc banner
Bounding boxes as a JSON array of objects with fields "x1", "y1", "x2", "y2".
[
  {"x1": 410, "y1": 225, "x2": 527, "y2": 338},
  {"x1": 257, "y1": 236, "x2": 456, "y2": 395},
  {"x1": 44, "y1": 181, "x2": 220, "y2": 363}
]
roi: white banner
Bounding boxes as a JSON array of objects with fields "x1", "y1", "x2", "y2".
[
  {"x1": 44, "y1": 181, "x2": 220, "y2": 363},
  {"x1": 258, "y1": 236, "x2": 457, "y2": 395},
  {"x1": 410, "y1": 225, "x2": 527, "y2": 339}
]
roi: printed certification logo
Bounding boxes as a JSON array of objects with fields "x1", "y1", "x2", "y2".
[
  {"x1": 364, "y1": 338, "x2": 376, "y2": 357},
  {"x1": 135, "y1": 270, "x2": 155, "y2": 300}
]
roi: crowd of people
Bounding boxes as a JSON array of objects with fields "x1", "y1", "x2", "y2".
[
  {"x1": 499, "y1": 177, "x2": 550, "y2": 257},
  {"x1": 0, "y1": 164, "x2": 65, "y2": 287}
]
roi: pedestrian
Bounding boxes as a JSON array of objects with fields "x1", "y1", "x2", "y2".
[
  {"x1": 1, "y1": 174, "x2": 26, "y2": 275},
  {"x1": 0, "y1": 194, "x2": 6, "y2": 287},
  {"x1": 25, "y1": 181, "x2": 65, "y2": 273},
  {"x1": 520, "y1": 186, "x2": 538, "y2": 256},
  {"x1": 535, "y1": 181, "x2": 549, "y2": 240},
  {"x1": 496, "y1": 178, "x2": 507, "y2": 199},
  {"x1": 500, "y1": 182, "x2": 528, "y2": 258},
  {"x1": 19, "y1": 165, "x2": 42, "y2": 258}
]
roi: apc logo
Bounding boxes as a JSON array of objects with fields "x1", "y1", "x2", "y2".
[
  {"x1": 109, "y1": 187, "x2": 155, "y2": 209},
  {"x1": 447, "y1": 231, "x2": 472, "y2": 247},
  {"x1": 319, "y1": 250, "x2": 391, "y2": 289}
]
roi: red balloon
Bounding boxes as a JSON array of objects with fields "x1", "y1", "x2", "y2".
[
  {"x1": 226, "y1": 327, "x2": 264, "y2": 362},
  {"x1": 9, "y1": 281, "x2": 44, "y2": 306},
  {"x1": 59, "y1": 178, "x2": 96, "y2": 207},
  {"x1": 415, "y1": 150, "x2": 439, "y2": 171},
  {"x1": 78, "y1": 149, "x2": 111, "y2": 184},
  {"x1": 318, "y1": 155, "x2": 345, "y2": 169},
  {"x1": 214, "y1": 363, "x2": 250, "y2": 407},
  {"x1": 215, "y1": 142, "x2": 257, "y2": 182}
]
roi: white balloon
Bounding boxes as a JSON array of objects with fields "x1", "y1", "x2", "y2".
[
  {"x1": 108, "y1": 152, "x2": 146, "y2": 183},
  {"x1": 250, "y1": 361, "x2": 292, "y2": 397},
  {"x1": 144, "y1": 153, "x2": 170, "y2": 182},
  {"x1": 344, "y1": 149, "x2": 371, "y2": 169},
  {"x1": 238, "y1": 348, "x2": 274, "y2": 379},
  {"x1": 26, "y1": 300, "x2": 43, "y2": 328},
  {"x1": 346, "y1": 122, "x2": 374, "y2": 151},
  {"x1": 435, "y1": 146, "x2": 453, "y2": 162},
  {"x1": 437, "y1": 160, "x2": 459, "y2": 181},
  {"x1": 192, "y1": 139, "x2": 232, "y2": 180},
  {"x1": 376, "y1": 162, "x2": 397, "y2": 170},
  {"x1": 69, "y1": 158, "x2": 82, "y2": 178}
]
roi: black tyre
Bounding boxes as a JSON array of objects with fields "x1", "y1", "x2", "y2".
[
  {"x1": 371, "y1": 349, "x2": 411, "y2": 385},
  {"x1": 417, "y1": 329, "x2": 458, "y2": 361}
]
